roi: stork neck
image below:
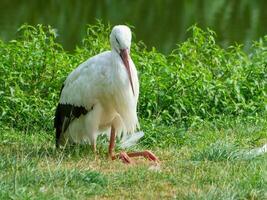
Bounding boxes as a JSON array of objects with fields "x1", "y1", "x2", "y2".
[{"x1": 111, "y1": 47, "x2": 118, "y2": 54}]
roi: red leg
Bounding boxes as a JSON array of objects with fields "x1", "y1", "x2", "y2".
[
  {"x1": 108, "y1": 126, "x2": 116, "y2": 159},
  {"x1": 108, "y1": 126, "x2": 132, "y2": 164},
  {"x1": 92, "y1": 142, "x2": 96, "y2": 153}
]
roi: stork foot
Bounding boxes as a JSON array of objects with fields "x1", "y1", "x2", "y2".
[
  {"x1": 127, "y1": 150, "x2": 159, "y2": 162},
  {"x1": 142, "y1": 150, "x2": 159, "y2": 162},
  {"x1": 110, "y1": 152, "x2": 132, "y2": 164},
  {"x1": 118, "y1": 152, "x2": 132, "y2": 164},
  {"x1": 112, "y1": 150, "x2": 159, "y2": 164}
]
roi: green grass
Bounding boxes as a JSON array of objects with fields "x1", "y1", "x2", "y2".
[{"x1": 1, "y1": 120, "x2": 266, "y2": 199}]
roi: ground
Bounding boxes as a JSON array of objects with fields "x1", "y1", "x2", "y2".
[{"x1": 0, "y1": 121, "x2": 266, "y2": 199}]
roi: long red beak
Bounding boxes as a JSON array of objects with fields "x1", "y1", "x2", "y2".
[{"x1": 120, "y1": 49, "x2": 135, "y2": 96}]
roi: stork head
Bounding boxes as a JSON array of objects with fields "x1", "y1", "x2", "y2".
[
  {"x1": 110, "y1": 25, "x2": 135, "y2": 95},
  {"x1": 110, "y1": 25, "x2": 132, "y2": 53}
]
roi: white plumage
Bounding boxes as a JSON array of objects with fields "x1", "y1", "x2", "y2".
[
  {"x1": 56, "y1": 25, "x2": 139, "y2": 147},
  {"x1": 55, "y1": 25, "x2": 158, "y2": 163}
]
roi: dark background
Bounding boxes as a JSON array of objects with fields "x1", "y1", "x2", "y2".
[{"x1": 0, "y1": 0, "x2": 267, "y2": 53}]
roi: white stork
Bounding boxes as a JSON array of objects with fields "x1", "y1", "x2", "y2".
[{"x1": 54, "y1": 25, "x2": 158, "y2": 163}]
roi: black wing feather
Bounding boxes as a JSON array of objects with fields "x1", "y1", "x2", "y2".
[{"x1": 54, "y1": 84, "x2": 88, "y2": 148}]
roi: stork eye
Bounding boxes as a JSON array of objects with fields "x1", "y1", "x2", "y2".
[{"x1": 115, "y1": 37, "x2": 120, "y2": 46}]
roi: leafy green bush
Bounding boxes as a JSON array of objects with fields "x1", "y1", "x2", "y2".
[
  {"x1": 0, "y1": 25, "x2": 73, "y2": 131},
  {"x1": 0, "y1": 23, "x2": 266, "y2": 132},
  {"x1": 138, "y1": 27, "x2": 266, "y2": 125}
]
